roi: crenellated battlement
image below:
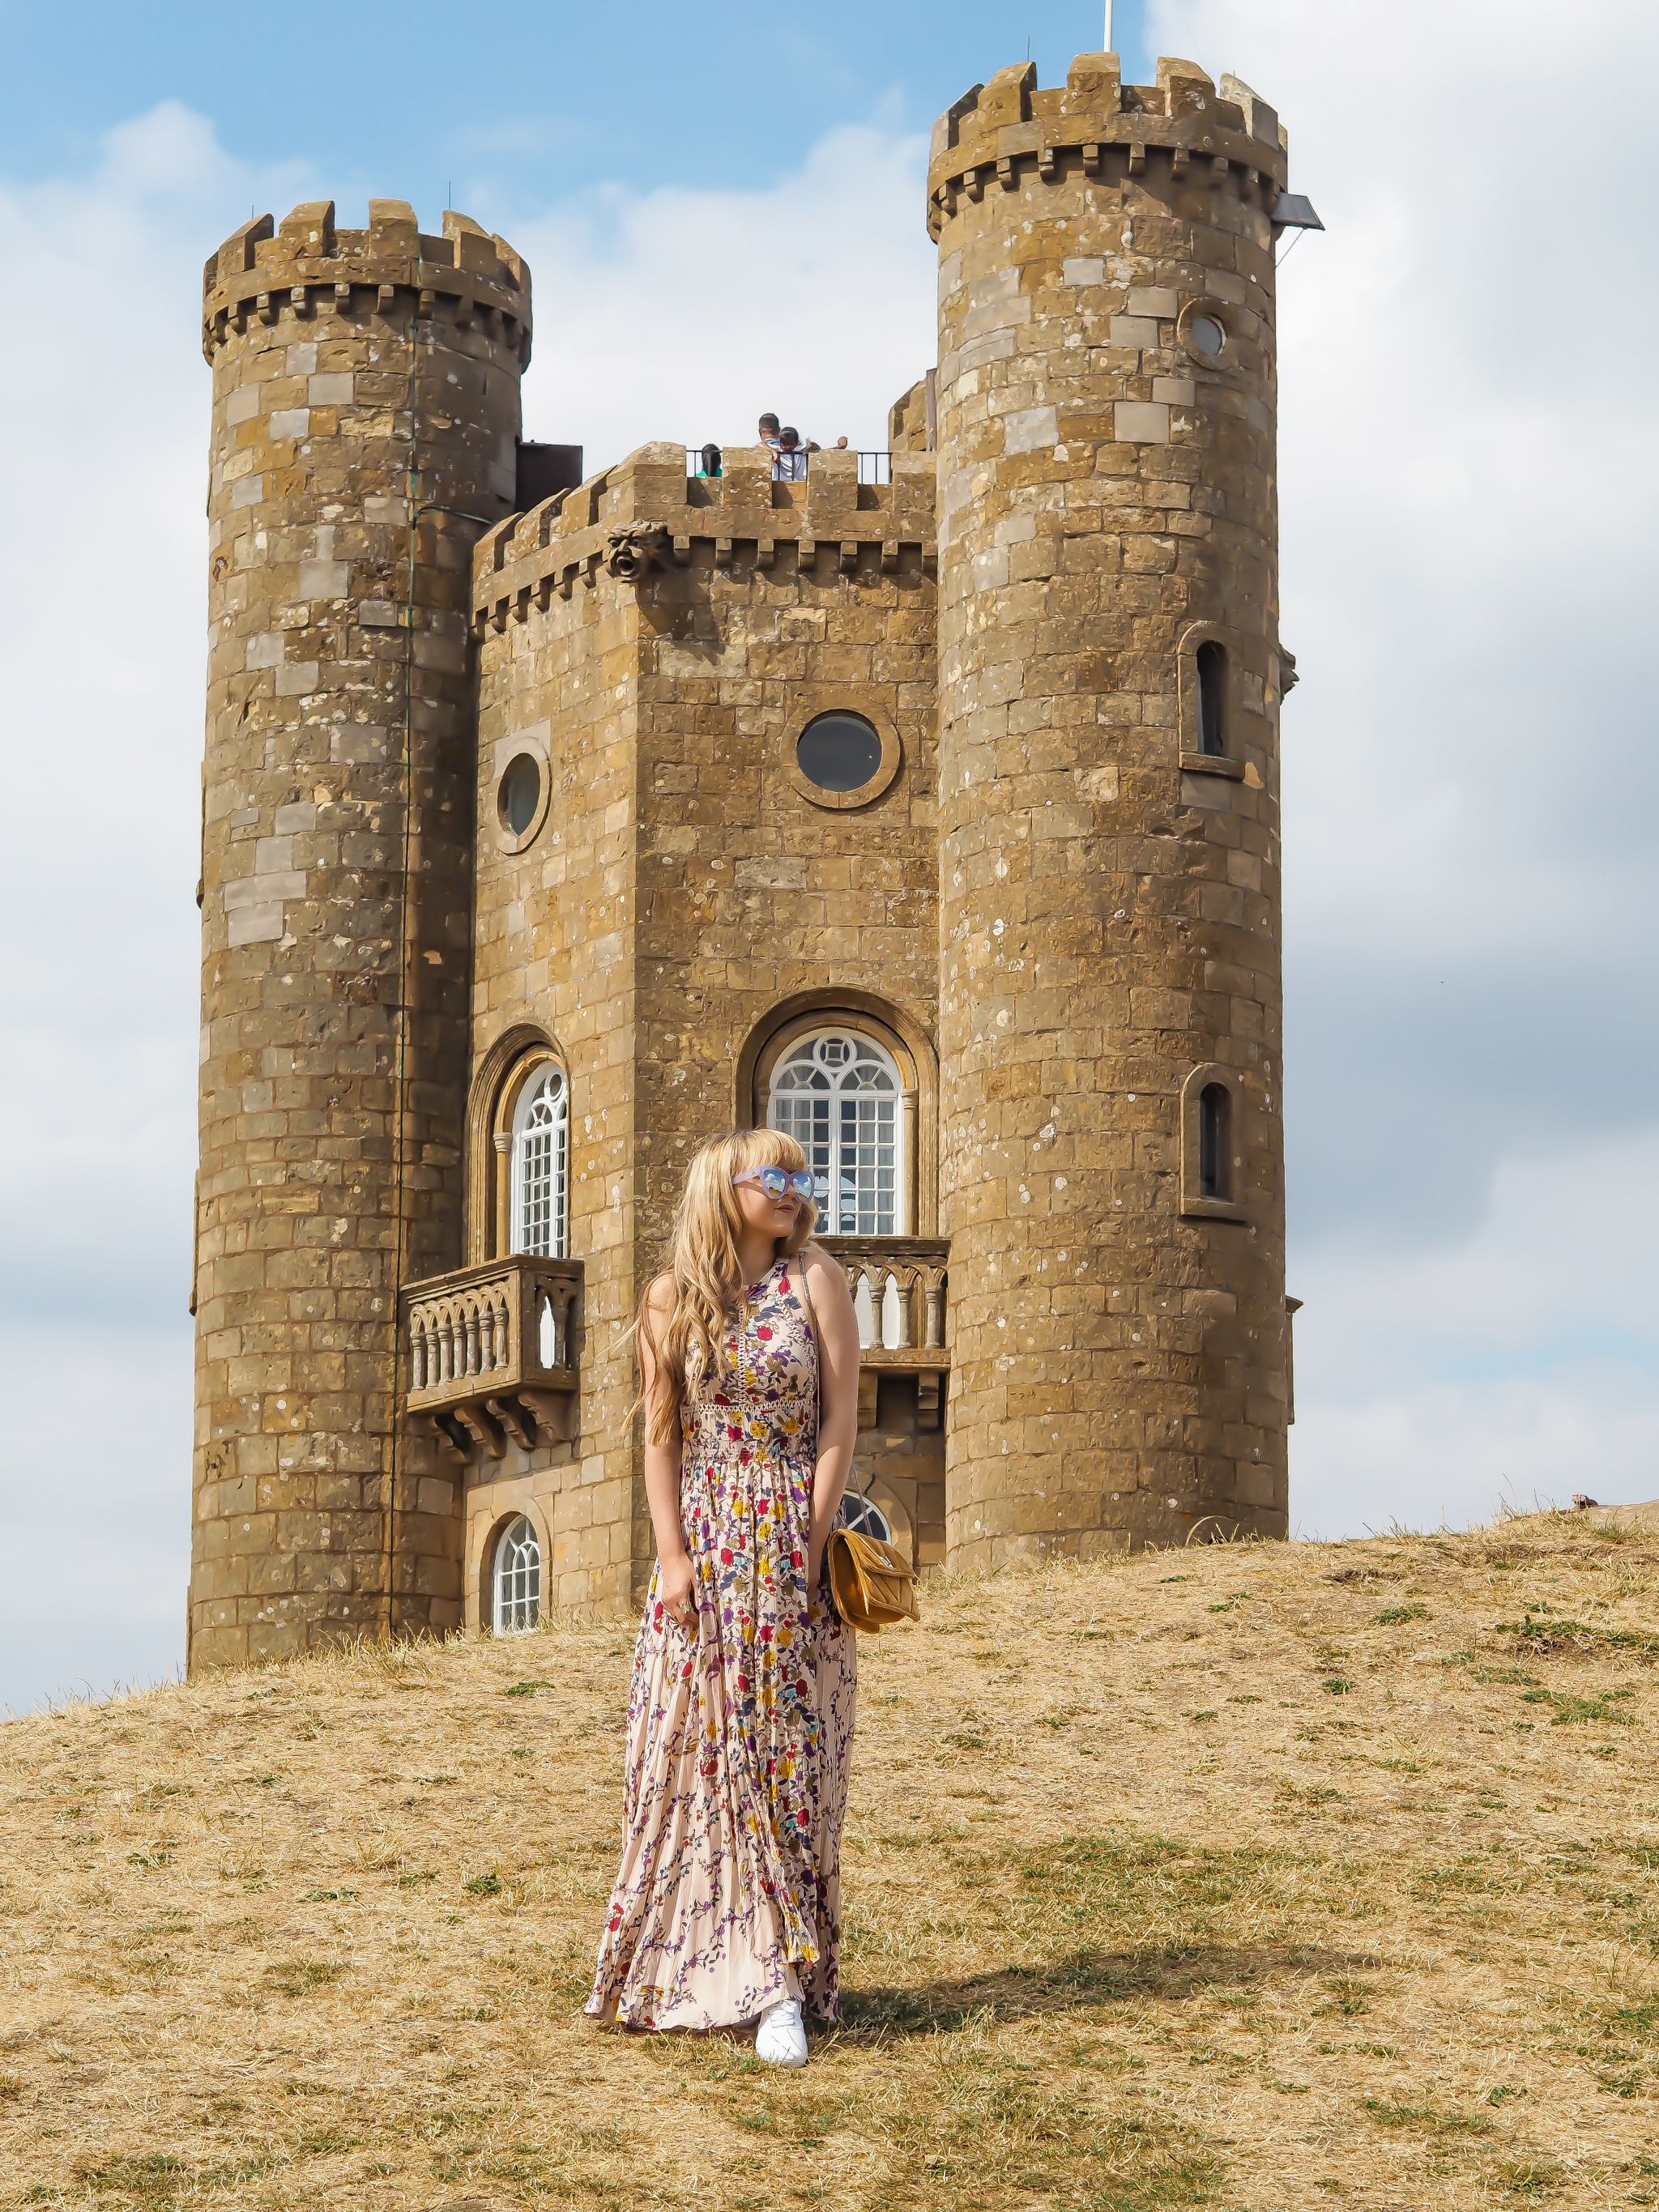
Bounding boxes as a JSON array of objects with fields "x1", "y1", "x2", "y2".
[
  {"x1": 470, "y1": 442, "x2": 936, "y2": 633},
  {"x1": 201, "y1": 200, "x2": 531, "y2": 363},
  {"x1": 927, "y1": 53, "x2": 1289, "y2": 239}
]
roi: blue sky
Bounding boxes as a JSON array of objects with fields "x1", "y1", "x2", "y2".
[
  {"x1": 2, "y1": 0, "x2": 1657, "y2": 1715},
  {"x1": 0, "y1": 2, "x2": 1153, "y2": 213}
]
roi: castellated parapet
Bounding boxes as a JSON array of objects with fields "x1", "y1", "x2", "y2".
[{"x1": 192, "y1": 49, "x2": 1304, "y2": 1670}]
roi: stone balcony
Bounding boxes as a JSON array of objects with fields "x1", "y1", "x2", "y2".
[
  {"x1": 401, "y1": 1255, "x2": 581, "y2": 1458},
  {"x1": 820, "y1": 1235, "x2": 949, "y2": 1427}
]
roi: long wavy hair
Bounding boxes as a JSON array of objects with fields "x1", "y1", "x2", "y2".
[{"x1": 638, "y1": 1126, "x2": 817, "y2": 1444}]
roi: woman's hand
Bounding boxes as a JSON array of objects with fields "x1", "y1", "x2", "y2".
[
  {"x1": 806, "y1": 1541, "x2": 824, "y2": 1597},
  {"x1": 659, "y1": 1548, "x2": 696, "y2": 1632}
]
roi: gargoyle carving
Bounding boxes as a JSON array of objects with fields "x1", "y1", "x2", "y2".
[{"x1": 605, "y1": 522, "x2": 668, "y2": 581}]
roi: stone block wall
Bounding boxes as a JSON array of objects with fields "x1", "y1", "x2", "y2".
[
  {"x1": 191, "y1": 200, "x2": 527, "y2": 1669},
  {"x1": 930, "y1": 54, "x2": 1294, "y2": 1566},
  {"x1": 465, "y1": 446, "x2": 940, "y2": 1605}
]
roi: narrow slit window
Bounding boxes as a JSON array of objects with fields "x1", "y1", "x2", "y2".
[
  {"x1": 1198, "y1": 1083, "x2": 1230, "y2": 1200},
  {"x1": 1196, "y1": 640, "x2": 1227, "y2": 757}
]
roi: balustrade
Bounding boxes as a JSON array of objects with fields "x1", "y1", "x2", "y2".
[
  {"x1": 400, "y1": 1254, "x2": 580, "y2": 1457},
  {"x1": 819, "y1": 1236, "x2": 948, "y2": 1357}
]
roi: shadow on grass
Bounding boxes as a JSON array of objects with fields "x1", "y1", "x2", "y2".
[{"x1": 835, "y1": 1941, "x2": 1372, "y2": 2039}]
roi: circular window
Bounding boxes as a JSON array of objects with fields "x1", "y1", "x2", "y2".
[
  {"x1": 1189, "y1": 314, "x2": 1226, "y2": 360},
  {"x1": 797, "y1": 713, "x2": 882, "y2": 794},
  {"x1": 499, "y1": 754, "x2": 542, "y2": 836},
  {"x1": 495, "y1": 748, "x2": 550, "y2": 852},
  {"x1": 842, "y1": 1493, "x2": 893, "y2": 1545},
  {"x1": 1178, "y1": 301, "x2": 1232, "y2": 369},
  {"x1": 786, "y1": 709, "x2": 902, "y2": 812}
]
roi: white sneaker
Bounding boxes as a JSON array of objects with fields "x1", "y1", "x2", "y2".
[{"x1": 754, "y1": 1996, "x2": 808, "y2": 2067}]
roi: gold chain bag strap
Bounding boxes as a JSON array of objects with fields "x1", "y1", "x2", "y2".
[{"x1": 796, "y1": 1249, "x2": 919, "y2": 1634}]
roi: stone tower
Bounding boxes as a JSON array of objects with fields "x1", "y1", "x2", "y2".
[
  {"x1": 191, "y1": 201, "x2": 529, "y2": 1667},
  {"x1": 929, "y1": 55, "x2": 1294, "y2": 1565}
]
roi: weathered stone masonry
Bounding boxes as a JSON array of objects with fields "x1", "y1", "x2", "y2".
[{"x1": 190, "y1": 51, "x2": 1303, "y2": 1669}]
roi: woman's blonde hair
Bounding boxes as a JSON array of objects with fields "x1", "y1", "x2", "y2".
[{"x1": 638, "y1": 1126, "x2": 817, "y2": 1444}]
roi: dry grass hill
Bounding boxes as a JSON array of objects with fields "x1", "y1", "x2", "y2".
[{"x1": 3, "y1": 1511, "x2": 1658, "y2": 2211}]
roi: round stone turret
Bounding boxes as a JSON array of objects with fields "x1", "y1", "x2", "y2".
[
  {"x1": 930, "y1": 54, "x2": 1294, "y2": 1564},
  {"x1": 191, "y1": 200, "x2": 529, "y2": 1670}
]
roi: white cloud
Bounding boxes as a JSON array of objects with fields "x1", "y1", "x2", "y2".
[
  {"x1": 1145, "y1": 0, "x2": 1659, "y2": 1526},
  {"x1": 509, "y1": 122, "x2": 936, "y2": 467}
]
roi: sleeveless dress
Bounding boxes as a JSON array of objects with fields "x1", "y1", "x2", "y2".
[{"x1": 586, "y1": 1253, "x2": 858, "y2": 2031}]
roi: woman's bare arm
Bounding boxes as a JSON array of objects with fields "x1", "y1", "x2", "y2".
[
  {"x1": 639, "y1": 1276, "x2": 694, "y2": 1625},
  {"x1": 802, "y1": 1244, "x2": 861, "y2": 1588}
]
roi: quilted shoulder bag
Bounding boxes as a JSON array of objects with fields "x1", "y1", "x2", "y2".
[{"x1": 796, "y1": 1248, "x2": 920, "y2": 1634}]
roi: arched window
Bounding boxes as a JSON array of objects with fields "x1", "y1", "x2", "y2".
[
  {"x1": 510, "y1": 1064, "x2": 568, "y2": 1258},
  {"x1": 1196, "y1": 640, "x2": 1227, "y2": 757},
  {"x1": 1180, "y1": 1063, "x2": 1245, "y2": 1221},
  {"x1": 1198, "y1": 1083, "x2": 1230, "y2": 1200},
  {"x1": 768, "y1": 1029, "x2": 905, "y2": 1234},
  {"x1": 493, "y1": 1515, "x2": 541, "y2": 1634},
  {"x1": 841, "y1": 1492, "x2": 893, "y2": 1544}
]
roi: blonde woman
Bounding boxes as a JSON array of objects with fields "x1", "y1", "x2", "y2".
[{"x1": 586, "y1": 1127, "x2": 862, "y2": 2065}]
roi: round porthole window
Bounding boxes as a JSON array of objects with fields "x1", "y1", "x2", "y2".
[
  {"x1": 1188, "y1": 313, "x2": 1226, "y2": 360},
  {"x1": 796, "y1": 713, "x2": 883, "y2": 795},
  {"x1": 499, "y1": 754, "x2": 542, "y2": 836}
]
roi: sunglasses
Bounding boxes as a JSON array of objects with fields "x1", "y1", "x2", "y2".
[{"x1": 733, "y1": 1166, "x2": 816, "y2": 1204}]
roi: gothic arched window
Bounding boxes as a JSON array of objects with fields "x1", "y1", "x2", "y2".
[
  {"x1": 492, "y1": 1515, "x2": 542, "y2": 1634},
  {"x1": 767, "y1": 1029, "x2": 905, "y2": 1235},
  {"x1": 510, "y1": 1064, "x2": 568, "y2": 1259}
]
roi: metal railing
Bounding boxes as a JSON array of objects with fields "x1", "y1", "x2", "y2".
[{"x1": 683, "y1": 445, "x2": 893, "y2": 485}]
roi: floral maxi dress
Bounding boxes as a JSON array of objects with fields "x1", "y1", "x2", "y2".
[{"x1": 586, "y1": 1255, "x2": 857, "y2": 2031}]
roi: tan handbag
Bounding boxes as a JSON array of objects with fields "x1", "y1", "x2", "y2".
[
  {"x1": 796, "y1": 1248, "x2": 920, "y2": 1634},
  {"x1": 827, "y1": 1524, "x2": 919, "y2": 1632}
]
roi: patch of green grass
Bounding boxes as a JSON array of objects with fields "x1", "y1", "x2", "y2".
[
  {"x1": 505, "y1": 1680, "x2": 552, "y2": 1698},
  {"x1": 1361, "y1": 2096, "x2": 1492, "y2": 2136},
  {"x1": 1373, "y1": 1604, "x2": 1428, "y2": 1626},
  {"x1": 1501, "y1": 1612, "x2": 1659, "y2": 1662},
  {"x1": 265, "y1": 1960, "x2": 346, "y2": 1997},
  {"x1": 1496, "y1": 2158, "x2": 1565, "y2": 2198},
  {"x1": 299, "y1": 1888, "x2": 356, "y2": 1903},
  {"x1": 1520, "y1": 1688, "x2": 1634, "y2": 1725},
  {"x1": 464, "y1": 1872, "x2": 503, "y2": 1897},
  {"x1": 1321, "y1": 1677, "x2": 1354, "y2": 1696}
]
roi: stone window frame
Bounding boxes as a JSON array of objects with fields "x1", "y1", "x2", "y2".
[
  {"x1": 784, "y1": 701, "x2": 902, "y2": 813},
  {"x1": 1177, "y1": 622, "x2": 1247, "y2": 782},
  {"x1": 1179, "y1": 1062, "x2": 1248, "y2": 1224},
  {"x1": 1177, "y1": 296, "x2": 1235, "y2": 374},
  {"x1": 735, "y1": 991, "x2": 939, "y2": 1237},
  {"x1": 465, "y1": 1024, "x2": 569, "y2": 1263},
  {"x1": 492, "y1": 722, "x2": 552, "y2": 855}
]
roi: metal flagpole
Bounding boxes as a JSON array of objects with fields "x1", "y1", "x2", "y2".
[{"x1": 1105, "y1": 1, "x2": 1115, "y2": 51}]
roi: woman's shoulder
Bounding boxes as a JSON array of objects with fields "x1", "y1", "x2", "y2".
[
  {"x1": 797, "y1": 1242, "x2": 851, "y2": 1299},
  {"x1": 642, "y1": 1270, "x2": 676, "y2": 1317}
]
